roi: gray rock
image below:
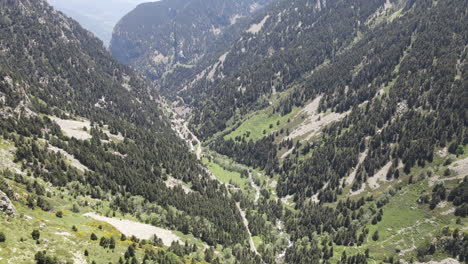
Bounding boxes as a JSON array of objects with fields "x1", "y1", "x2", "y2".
[{"x1": 0, "y1": 191, "x2": 16, "y2": 217}]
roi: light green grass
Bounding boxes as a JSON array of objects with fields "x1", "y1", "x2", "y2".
[
  {"x1": 0, "y1": 173, "x2": 205, "y2": 264},
  {"x1": 388, "y1": 8, "x2": 404, "y2": 22},
  {"x1": 174, "y1": 63, "x2": 195, "y2": 69},
  {"x1": 202, "y1": 158, "x2": 248, "y2": 188},
  {"x1": 225, "y1": 108, "x2": 299, "y2": 142},
  {"x1": 252, "y1": 236, "x2": 263, "y2": 249},
  {"x1": 0, "y1": 192, "x2": 144, "y2": 264},
  {"x1": 330, "y1": 147, "x2": 468, "y2": 262}
]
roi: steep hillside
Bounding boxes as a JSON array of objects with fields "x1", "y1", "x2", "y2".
[
  {"x1": 2, "y1": 0, "x2": 467, "y2": 263},
  {"x1": 0, "y1": 0, "x2": 260, "y2": 263},
  {"x1": 109, "y1": 0, "x2": 468, "y2": 263},
  {"x1": 110, "y1": 0, "x2": 275, "y2": 80},
  {"x1": 172, "y1": 0, "x2": 400, "y2": 138},
  {"x1": 207, "y1": 0, "x2": 468, "y2": 262}
]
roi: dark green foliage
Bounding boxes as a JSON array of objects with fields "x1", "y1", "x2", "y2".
[
  {"x1": 109, "y1": 237, "x2": 116, "y2": 249},
  {"x1": 1, "y1": 0, "x2": 467, "y2": 263},
  {"x1": 111, "y1": 0, "x2": 275, "y2": 80},
  {"x1": 31, "y1": 229, "x2": 40, "y2": 240},
  {"x1": 36, "y1": 196, "x2": 51, "y2": 211},
  {"x1": 55, "y1": 211, "x2": 63, "y2": 218},
  {"x1": 99, "y1": 236, "x2": 116, "y2": 249},
  {"x1": 0, "y1": 232, "x2": 5, "y2": 242},
  {"x1": 177, "y1": 0, "x2": 391, "y2": 139},
  {"x1": 34, "y1": 251, "x2": 58, "y2": 264},
  {"x1": 448, "y1": 177, "x2": 468, "y2": 207},
  {"x1": 430, "y1": 183, "x2": 447, "y2": 210},
  {"x1": 372, "y1": 231, "x2": 379, "y2": 241},
  {"x1": 212, "y1": 136, "x2": 278, "y2": 172},
  {"x1": 337, "y1": 252, "x2": 368, "y2": 264},
  {"x1": 0, "y1": 0, "x2": 250, "y2": 249}
]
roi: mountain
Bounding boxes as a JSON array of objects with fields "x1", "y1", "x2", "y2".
[
  {"x1": 111, "y1": 0, "x2": 468, "y2": 263},
  {"x1": 1, "y1": 0, "x2": 467, "y2": 263},
  {"x1": 47, "y1": 0, "x2": 153, "y2": 46},
  {"x1": 110, "y1": 0, "x2": 275, "y2": 80},
  {"x1": 0, "y1": 0, "x2": 261, "y2": 263}
]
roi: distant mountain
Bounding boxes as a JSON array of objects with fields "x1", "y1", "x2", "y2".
[
  {"x1": 47, "y1": 0, "x2": 153, "y2": 46},
  {"x1": 110, "y1": 0, "x2": 276, "y2": 80}
]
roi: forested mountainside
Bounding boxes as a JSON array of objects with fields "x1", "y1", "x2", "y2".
[
  {"x1": 110, "y1": 0, "x2": 468, "y2": 263},
  {"x1": 110, "y1": 0, "x2": 275, "y2": 81},
  {"x1": 0, "y1": 0, "x2": 263, "y2": 263}
]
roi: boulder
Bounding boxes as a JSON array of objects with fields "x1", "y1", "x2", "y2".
[{"x1": 0, "y1": 191, "x2": 16, "y2": 217}]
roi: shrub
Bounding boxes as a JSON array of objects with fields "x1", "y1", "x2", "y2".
[{"x1": 31, "y1": 229, "x2": 40, "y2": 240}]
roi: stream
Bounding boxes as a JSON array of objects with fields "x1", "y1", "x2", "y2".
[
  {"x1": 276, "y1": 220, "x2": 293, "y2": 260},
  {"x1": 248, "y1": 170, "x2": 261, "y2": 204},
  {"x1": 167, "y1": 101, "x2": 293, "y2": 262},
  {"x1": 167, "y1": 102, "x2": 261, "y2": 257}
]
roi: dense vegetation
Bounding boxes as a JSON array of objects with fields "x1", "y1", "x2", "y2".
[
  {"x1": 1, "y1": 0, "x2": 467, "y2": 263},
  {"x1": 0, "y1": 0, "x2": 255, "y2": 262},
  {"x1": 110, "y1": 0, "x2": 275, "y2": 80},
  {"x1": 112, "y1": 0, "x2": 468, "y2": 262}
]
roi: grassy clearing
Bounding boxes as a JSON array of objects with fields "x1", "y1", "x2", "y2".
[
  {"x1": 202, "y1": 157, "x2": 248, "y2": 188},
  {"x1": 0, "y1": 177, "x2": 208, "y2": 264},
  {"x1": 329, "y1": 148, "x2": 468, "y2": 263},
  {"x1": 0, "y1": 190, "x2": 142, "y2": 264},
  {"x1": 224, "y1": 107, "x2": 299, "y2": 142},
  {"x1": 252, "y1": 236, "x2": 263, "y2": 249},
  {"x1": 0, "y1": 143, "x2": 205, "y2": 264}
]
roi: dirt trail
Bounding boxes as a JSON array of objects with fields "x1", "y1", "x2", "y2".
[
  {"x1": 237, "y1": 203, "x2": 258, "y2": 254},
  {"x1": 170, "y1": 111, "x2": 202, "y2": 160}
]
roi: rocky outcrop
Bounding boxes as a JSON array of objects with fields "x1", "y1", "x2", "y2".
[
  {"x1": 1, "y1": 180, "x2": 19, "y2": 201},
  {"x1": 0, "y1": 191, "x2": 16, "y2": 217}
]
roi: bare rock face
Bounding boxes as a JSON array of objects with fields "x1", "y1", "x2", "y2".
[{"x1": 0, "y1": 191, "x2": 16, "y2": 217}]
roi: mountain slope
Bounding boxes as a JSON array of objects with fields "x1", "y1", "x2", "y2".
[
  {"x1": 109, "y1": 0, "x2": 468, "y2": 263},
  {"x1": 0, "y1": 0, "x2": 257, "y2": 263},
  {"x1": 110, "y1": 0, "x2": 275, "y2": 81},
  {"x1": 167, "y1": 0, "x2": 398, "y2": 138}
]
